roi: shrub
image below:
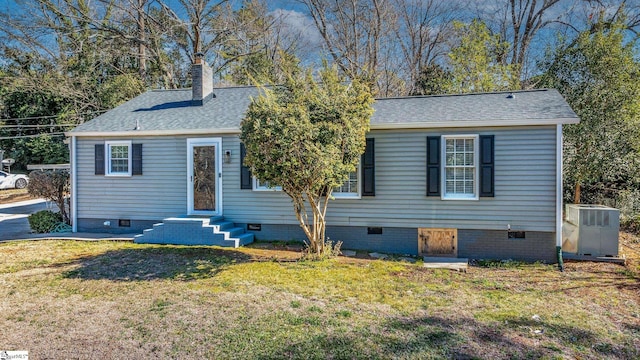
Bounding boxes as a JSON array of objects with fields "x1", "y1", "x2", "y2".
[
  {"x1": 301, "y1": 239, "x2": 343, "y2": 261},
  {"x1": 475, "y1": 259, "x2": 528, "y2": 268},
  {"x1": 28, "y1": 210, "x2": 63, "y2": 233},
  {"x1": 27, "y1": 170, "x2": 70, "y2": 224},
  {"x1": 621, "y1": 215, "x2": 640, "y2": 234}
]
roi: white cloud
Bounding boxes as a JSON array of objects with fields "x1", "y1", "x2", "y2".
[{"x1": 269, "y1": 8, "x2": 324, "y2": 49}]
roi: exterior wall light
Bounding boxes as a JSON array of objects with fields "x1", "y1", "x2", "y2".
[{"x1": 224, "y1": 150, "x2": 231, "y2": 164}]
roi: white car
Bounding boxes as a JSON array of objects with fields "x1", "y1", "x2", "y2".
[{"x1": 0, "y1": 171, "x2": 29, "y2": 189}]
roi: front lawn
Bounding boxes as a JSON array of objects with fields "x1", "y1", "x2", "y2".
[{"x1": 0, "y1": 240, "x2": 638, "y2": 359}]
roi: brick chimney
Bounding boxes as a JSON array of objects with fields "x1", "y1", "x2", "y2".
[{"x1": 192, "y1": 52, "x2": 214, "y2": 106}]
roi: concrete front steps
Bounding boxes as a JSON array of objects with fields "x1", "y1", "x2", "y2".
[{"x1": 134, "y1": 215, "x2": 254, "y2": 248}]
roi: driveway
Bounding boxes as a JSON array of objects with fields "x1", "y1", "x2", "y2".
[
  {"x1": 0, "y1": 199, "x2": 57, "y2": 241},
  {"x1": 0, "y1": 199, "x2": 137, "y2": 242}
]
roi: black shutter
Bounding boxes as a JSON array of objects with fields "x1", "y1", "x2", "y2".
[
  {"x1": 240, "y1": 143, "x2": 252, "y2": 189},
  {"x1": 132, "y1": 144, "x2": 143, "y2": 175},
  {"x1": 361, "y1": 138, "x2": 375, "y2": 196},
  {"x1": 479, "y1": 135, "x2": 495, "y2": 197},
  {"x1": 426, "y1": 136, "x2": 440, "y2": 196},
  {"x1": 95, "y1": 144, "x2": 105, "y2": 175}
]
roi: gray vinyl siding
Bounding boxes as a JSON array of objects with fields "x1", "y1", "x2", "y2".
[
  {"x1": 77, "y1": 137, "x2": 188, "y2": 220},
  {"x1": 223, "y1": 125, "x2": 557, "y2": 232},
  {"x1": 75, "y1": 125, "x2": 557, "y2": 232},
  {"x1": 77, "y1": 135, "x2": 240, "y2": 220}
]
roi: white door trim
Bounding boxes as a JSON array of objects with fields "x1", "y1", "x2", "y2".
[{"x1": 187, "y1": 137, "x2": 222, "y2": 216}]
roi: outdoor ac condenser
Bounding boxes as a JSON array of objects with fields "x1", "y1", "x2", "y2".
[{"x1": 563, "y1": 204, "x2": 620, "y2": 257}]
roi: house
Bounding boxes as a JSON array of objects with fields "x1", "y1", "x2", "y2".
[{"x1": 67, "y1": 58, "x2": 579, "y2": 262}]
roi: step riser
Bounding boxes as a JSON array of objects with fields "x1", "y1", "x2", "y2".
[{"x1": 211, "y1": 221, "x2": 234, "y2": 232}]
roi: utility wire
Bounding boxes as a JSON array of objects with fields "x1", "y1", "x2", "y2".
[
  {"x1": 0, "y1": 124, "x2": 79, "y2": 129},
  {"x1": 0, "y1": 133, "x2": 66, "y2": 140},
  {"x1": 0, "y1": 110, "x2": 107, "y2": 122},
  {"x1": 0, "y1": 129, "x2": 74, "y2": 134}
]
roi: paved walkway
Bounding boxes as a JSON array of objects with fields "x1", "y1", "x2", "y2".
[
  {"x1": 0, "y1": 198, "x2": 136, "y2": 242},
  {"x1": 423, "y1": 256, "x2": 469, "y2": 272},
  {"x1": 1, "y1": 232, "x2": 137, "y2": 242},
  {"x1": 0, "y1": 199, "x2": 51, "y2": 241},
  {"x1": 0, "y1": 198, "x2": 50, "y2": 210}
]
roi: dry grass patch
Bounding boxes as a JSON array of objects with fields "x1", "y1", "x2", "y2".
[
  {"x1": 0, "y1": 239, "x2": 638, "y2": 359},
  {"x1": 0, "y1": 188, "x2": 32, "y2": 204}
]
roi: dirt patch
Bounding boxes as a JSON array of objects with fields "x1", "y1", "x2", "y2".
[
  {"x1": 244, "y1": 242, "x2": 305, "y2": 261},
  {"x1": 620, "y1": 231, "x2": 640, "y2": 271},
  {"x1": 0, "y1": 188, "x2": 32, "y2": 204},
  {"x1": 244, "y1": 242, "x2": 410, "y2": 264}
]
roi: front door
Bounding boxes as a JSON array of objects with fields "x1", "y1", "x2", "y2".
[
  {"x1": 418, "y1": 228, "x2": 458, "y2": 257},
  {"x1": 187, "y1": 138, "x2": 222, "y2": 215}
]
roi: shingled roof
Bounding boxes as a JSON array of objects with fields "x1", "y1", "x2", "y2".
[{"x1": 69, "y1": 87, "x2": 579, "y2": 136}]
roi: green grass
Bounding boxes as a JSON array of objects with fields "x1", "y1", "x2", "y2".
[{"x1": 0, "y1": 240, "x2": 638, "y2": 359}]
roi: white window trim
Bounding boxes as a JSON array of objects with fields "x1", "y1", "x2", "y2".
[
  {"x1": 253, "y1": 177, "x2": 282, "y2": 191},
  {"x1": 251, "y1": 162, "x2": 362, "y2": 198},
  {"x1": 333, "y1": 163, "x2": 362, "y2": 199},
  {"x1": 441, "y1": 134, "x2": 479, "y2": 201},
  {"x1": 105, "y1": 140, "x2": 132, "y2": 177},
  {"x1": 187, "y1": 137, "x2": 222, "y2": 216}
]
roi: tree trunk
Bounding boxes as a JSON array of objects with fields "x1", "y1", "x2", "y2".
[
  {"x1": 574, "y1": 181, "x2": 581, "y2": 204},
  {"x1": 137, "y1": 0, "x2": 147, "y2": 80},
  {"x1": 292, "y1": 190, "x2": 332, "y2": 257},
  {"x1": 57, "y1": 187, "x2": 69, "y2": 224}
]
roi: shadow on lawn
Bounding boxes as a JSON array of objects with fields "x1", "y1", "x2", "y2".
[
  {"x1": 62, "y1": 246, "x2": 251, "y2": 281},
  {"x1": 260, "y1": 314, "x2": 627, "y2": 359},
  {"x1": 384, "y1": 315, "x2": 629, "y2": 359}
]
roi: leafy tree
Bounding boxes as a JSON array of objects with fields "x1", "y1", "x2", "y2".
[
  {"x1": 412, "y1": 63, "x2": 452, "y2": 95},
  {"x1": 240, "y1": 63, "x2": 374, "y2": 257},
  {"x1": 447, "y1": 19, "x2": 519, "y2": 93},
  {"x1": 98, "y1": 74, "x2": 146, "y2": 109},
  {"x1": 0, "y1": 83, "x2": 74, "y2": 169},
  {"x1": 13, "y1": 135, "x2": 69, "y2": 168},
  {"x1": 27, "y1": 170, "x2": 71, "y2": 224},
  {"x1": 0, "y1": 0, "x2": 147, "y2": 168},
  {"x1": 539, "y1": 19, "x2": 640, "y2": 203}
]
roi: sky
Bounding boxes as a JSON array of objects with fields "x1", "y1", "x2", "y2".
[{"x1": 0, "y1": 0, "x2": 636, "y2": 70}]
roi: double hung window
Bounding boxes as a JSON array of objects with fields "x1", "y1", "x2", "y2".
[
  {"x1": 442, "y1": 135, "x2": 478, "y2": 200},
  {"x1": 106, "y1": 141, "x2": 132, "y2": 176},
  {"x1": 333, "y1": 166, "x2": 361, "y2": 199}
]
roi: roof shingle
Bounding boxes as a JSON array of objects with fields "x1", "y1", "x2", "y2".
[{"x1": 70, "y1": 87, "x2": 578, "y2": 135}]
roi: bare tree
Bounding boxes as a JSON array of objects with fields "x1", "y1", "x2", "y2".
[
  {"x1": 0, "y1": 0, "x2": 127, "y2": 112},
  {"x1": 473, "y1": 0, "x2": 567, "y2": 84},
  {"x1": 391, "y1": 0, "x2": 458, "y2": 95},
  {"x1": 157, "y1": 0, "x2": 234, "y2": 69},
  {"x1": 506, "y1": 0, "x2": 564, "y2": 82},
  {"x1": 107, "y1": 0, "x2": 185, "y2": 88},
  {"x1": 133, "y1": 0, "x2": 148, "y2": 79},
  {"x1": 225, "y1": 1, "x2": 303, "y2": 85},
  {"x1": 582, "y1": 0, "x2": 640, "y2": 35},
  {"x1": 481, "y1": 0, "x2": 640, "y2": 86},
  {"x1": 300, "y1": 0, "x2": 396, "y2": 94}
]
